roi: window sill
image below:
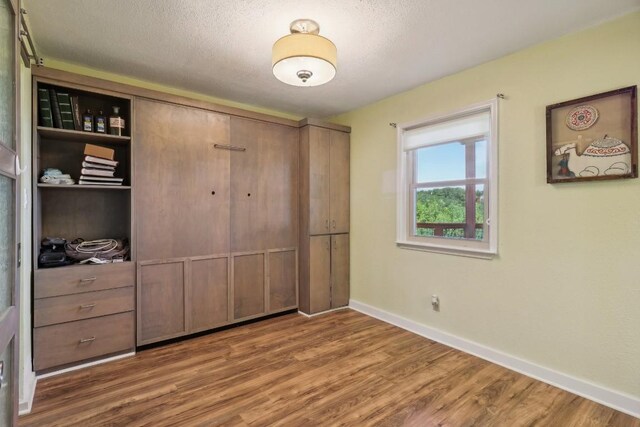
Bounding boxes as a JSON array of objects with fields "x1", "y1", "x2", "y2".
[{"x1": 396, "y1": 240, "x2": 497, "y2": 260}]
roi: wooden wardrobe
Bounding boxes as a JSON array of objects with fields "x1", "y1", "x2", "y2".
[
  {"x1": 135, "y1": 99, "x2": 299, "y2": 345},
  {"x1": 299, "y1": 122, "x2": 350, "y2": 314}
]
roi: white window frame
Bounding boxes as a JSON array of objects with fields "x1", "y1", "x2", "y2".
[{"x1": 396, "y1": 99, "x2": 498, "y2": 258}]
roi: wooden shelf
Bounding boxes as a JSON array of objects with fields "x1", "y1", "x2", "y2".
[
  {"x1": 38, "y1": 184, "x2": 131, "y2": 190},
  {"x1": 37, "y1": 127, "x2": 130, "y2": 144}
]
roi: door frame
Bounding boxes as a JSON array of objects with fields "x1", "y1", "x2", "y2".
[{"x1": 0, "y1": 0, "x2": 21, "y2": 423}]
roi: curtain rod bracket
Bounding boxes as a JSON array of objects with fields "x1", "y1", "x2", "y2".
[
  {"x1": 497, "y1": 93, "x2": 506, "y2": 99},
  {"x1": 389, "y1": 123, "x2": 397, "y2": 128}
]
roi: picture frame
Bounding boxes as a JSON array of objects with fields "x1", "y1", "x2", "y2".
[{"x1": 546, "y1": 86, "x2": 637, "y2": 183}]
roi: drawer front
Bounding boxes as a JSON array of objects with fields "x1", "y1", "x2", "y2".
[
  {"x1": 34, "y1": 287, "x2": 134, "y2": 327},
  {"x1": 34, "y1": 312, "x2": 134, "y2": 371},
  {"x1": 35, "y1": 262, "x2": 135, "y2": 298}
]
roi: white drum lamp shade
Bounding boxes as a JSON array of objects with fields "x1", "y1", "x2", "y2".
[{"x1": 272, "y1": 20, "x2": 337, "y2": 87}]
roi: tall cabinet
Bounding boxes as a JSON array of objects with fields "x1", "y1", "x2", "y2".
[
  {"x1": 299, "y1": 122, "x2": 350, "y2": 314},
  {"x1": 135, "y1": 99, "x2": 298, "y2": 345},
  {"x1": 31, "y1": 75, "x2": 135, "y2": 372}
]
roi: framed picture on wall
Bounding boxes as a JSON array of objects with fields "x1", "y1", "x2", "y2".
[{"x1": 546, "y1": 86, "x2": 637, "y2": 183}]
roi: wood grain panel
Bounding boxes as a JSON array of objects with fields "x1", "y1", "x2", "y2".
[
  {"x1": 33, "y1": 312, "x2": 134, "y2": 372},
  {"x1": 21, "y1": 310, "x2": 638, "y2": 427},
  {"x1": 34, "y1": 262, "x2": 135, "y2": 298},
  {"x1": 298, "y1": 128, "x2": 311, "y2": 314},
  {"x1": 268, "y1": 250, "x2": 297, "y2": 312},
  {"x1": 139, "y1": 261, "x2": 186, "y2": 343},
  {"x1": 309, "y1": 236, "x2": 331, "y2": 313},
  {"x1": 263, "y1": 123, "x2": 299, "y2": 249},
  {"x1": 230, "y1": 118, "x2": 267, "y2": 252},
  {"x1": 308, "y1": 127, "x2": 330, "y2": 235},
  {"x1": 190, "y1": 257, "x2": 228, "y2": 332},
  {"x1": 34, "y1": 287, "x2": 134, "y2": 327},
  {"x1": 329, "y1": 130, "x2": 350, "y2": 234},
  {"x1": 331, "y1": 234, "x2": 349, "y2": 308},
  {"x1": 135, "y1": 98, "x2": 230, "y2": 260},
  {"x1": 233, "y1": 253, "x2": 265, "y2": 319}
]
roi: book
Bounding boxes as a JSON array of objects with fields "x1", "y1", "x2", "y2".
[
  {"x1": 79, "y1": 175, "x2": 123, "y2": 182},
  {"x1": 37, "y1": 88, "x2": 54, "y2": 127},
  {"x1": 78, "y1": 179, "x2": 122, "y2": 186},
  {"x1": 84, "y1": 143, "x2": 114, "y2": 161},
  {"x1": 84, "y1": 155, "x2": 118, "y2": 167},
  {"x1": 48, "y1": 89, "x2": 63, "y2": 128},
  {"x1": 81, "y1": 168, "x2": 115, "y2": 177},
  {"x1": 70, "y1": 95, "x2": 82, "y2": 131},
  {"x1": 56, "y1": 92, "x2": 76, "y2": 130},
  {"x1": 82, "y1": 161, "x2": 115, "y2": 171}
]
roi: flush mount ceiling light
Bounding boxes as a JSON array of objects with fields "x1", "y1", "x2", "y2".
[{"x1": 272, "y1": 19, "x2": 337, "y2": 87}]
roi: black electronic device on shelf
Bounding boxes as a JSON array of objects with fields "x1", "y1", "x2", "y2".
[{"x1": 38, "y1": 237, "x2": 70, "y2": 268}]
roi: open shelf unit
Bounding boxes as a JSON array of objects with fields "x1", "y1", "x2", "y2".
[{"x1": 33, "y1": 76, "x2": 134, "y2": 271}]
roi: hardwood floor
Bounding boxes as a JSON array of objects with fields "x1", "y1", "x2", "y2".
[{"x1": 20, "y1": 309, "x2": 639, "y2": 426}]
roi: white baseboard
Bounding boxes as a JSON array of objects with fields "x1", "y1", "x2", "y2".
[
  {"x1": 18, "y1": 370, "x2": 37, "y2": 416},
  {"x1": 349, "y1": 299, "x2": 640, "y2": 419},
  {"x1": 298, "y1": 306, "x2": 349, "y2": 318},
  {"x1": 37, "y1": 352, "x2": 136, "y2": 380}
]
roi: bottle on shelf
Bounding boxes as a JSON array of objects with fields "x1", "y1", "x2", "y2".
[
  {"x1": 109, "y1": 106, "x2": 125, "y2": 136},
  {"x1": 82, "y1": 109, "x2": 94, "y2": 132},
  {"x1": 95, "y1": 110, "x2": 107, "y2": 134}
]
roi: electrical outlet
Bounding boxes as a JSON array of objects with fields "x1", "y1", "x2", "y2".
[{"x1": 431, "y1": 294, "x2": 440, "y2": 311}]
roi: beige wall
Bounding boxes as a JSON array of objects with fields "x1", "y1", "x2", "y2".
[{"x1": 333, "y1": 12, "x2": 640, "y2": 398}]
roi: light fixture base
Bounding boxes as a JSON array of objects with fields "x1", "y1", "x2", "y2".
[{"x1": 290, "y1": 19, "x2": 320, "y2": 35}]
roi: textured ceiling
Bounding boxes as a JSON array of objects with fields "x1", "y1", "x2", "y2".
[{"x1": 23, "y1": 0, "x2": 640, "y2": 117}]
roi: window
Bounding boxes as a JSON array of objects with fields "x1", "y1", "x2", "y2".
[{"x1": 396, "y1": 100, "x2": 498, "y2": 257}]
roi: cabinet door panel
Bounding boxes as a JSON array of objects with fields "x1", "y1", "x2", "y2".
[
  {"x1": 191, "y1": 257, "x2": 228, "y2": 331},
  {"x1": 308, "y1": 127, "x2": 331, "y2": 235},
  {"x1": 230, "y1": 118, "x2": 268, "y2": 252},
  {"x1": 233, "y1": 253, "x2": 265, "y2": 319},
  {"x1": 135, "y1": 99, "x2": 230, "y2": 260},
  {"x1": 264, "y1": 124, "x2": 299, "y2": 249},
  {"x1": 331, "y1": 234, "x2": 350, "y2": 308},
  {"x1": 330, "y1": 130, "x2": 350, "y2": 233},
  {"x1": 309, "y1": 236, "x2": 331, "y2": 313},
  {"x1": 139, "y1": 261, "x2": 185, "y2": 343},
  {"x1": 269, "y1": 250, "x2": 297, "y2": 312}
]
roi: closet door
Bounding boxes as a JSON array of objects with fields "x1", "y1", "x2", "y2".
[
  {"x1": 329, "y1": 130, "x2": 350, "y2": 233},
  {"x1": 190, "y1": 256, "x2": 228, "y2": 332},
  {"x1": 331, "y1": 234, "x2": 350, "y2": 308},
  {"x1": 139, "y1": 261, "x2": 186, "y2": 344},
  {"x1": 309, "y1": 235, "x2": 331, "y2": 313},
  {"x1": 230, "y1": 117, "x2": 267, "y2": 252},
  {"x1": 233, "y1": 253, "x2": 265, "y2": 319},
  {"x1": 135, "y1": 99, "x2": 230, "y2": 260},
  {"x1": 263, "y1": 123, "x2": 298, "y2": 249},
  {"x1": 308, "y1": 127, "x2": 331, "y2": 235}
]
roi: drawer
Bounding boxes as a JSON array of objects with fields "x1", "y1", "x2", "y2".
[
  {"x1": 34, "y1": 287, "x2": 134, "y2": 327},
  {"x1": 34, "y1": 311, "x2": 134, "y2": 372},
  {"x1": 35, "y1": 262, "x2": 135, "y2": 298}
]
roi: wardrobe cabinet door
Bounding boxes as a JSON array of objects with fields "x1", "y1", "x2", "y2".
[
  {"x1": 230, "y1": 118, "x2": 267, "y2": 252},
  {"x1": 309, "y1": 235, "x2": 331, "y2": 313},
  {"x1": 233, "y1": 253, "x2": 265, "y2": 319},
  {"x1": 190, "y1": 257, "x2": 229, "y2": 332},
  {"x1": 135, "y1": 98, "x2": 230, "y2": 260},
  {"x1": 264, "y1": 124, "x2": 299, "y2": 249},
  {"x1": 331, "y1": 234, "x2": 350, "y2": 308},
  {"x1": 139, "y1": 261, "x2": 186, "y2": 344},
  {"x1": 329, "y1": 131, "x2": 350, "y2": 234},
  {"x1": 268, "y1": 249, "x2": 297, "y2": 312},
  {"x1": 308, "y1": 127, "x2": 331, "y2": 235}
]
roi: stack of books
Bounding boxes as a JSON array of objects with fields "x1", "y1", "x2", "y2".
[{"x1": 79, "y1": 144, "x2": 124, "y2": 186}]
